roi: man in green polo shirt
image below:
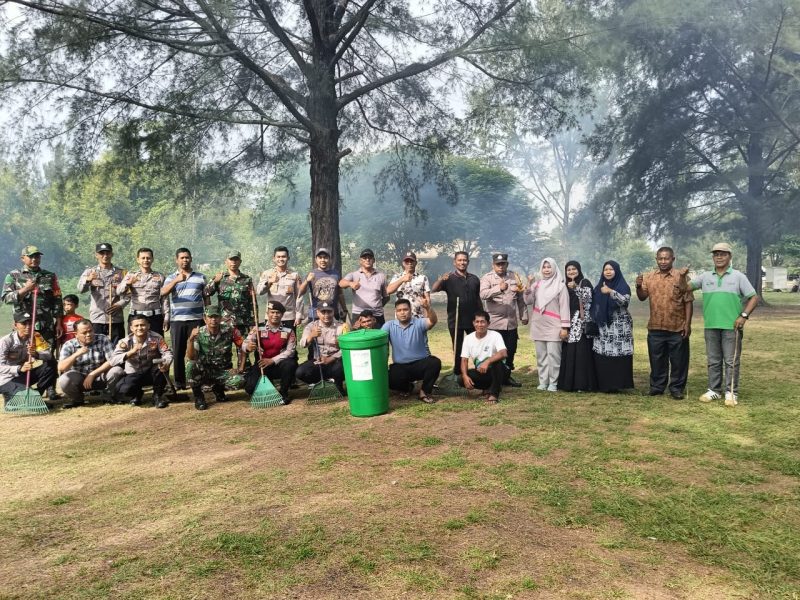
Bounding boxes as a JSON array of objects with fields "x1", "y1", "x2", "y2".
[{"x1": 689, "y1": 243, "x2": 758, "y2": 406}]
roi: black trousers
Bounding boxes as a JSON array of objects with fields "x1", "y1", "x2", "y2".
[
  {"x1": 647, "y1": 330, "x2": 689, "y2": 394},
  {"x1": 448, "y1": 326, "x2": 474, "y2": 373},
  {"x1": 296, "y1": 358, "x2": 345, "y2": 386},
  {"x1": 389, "y1": 355, "x2": 442, "y2": 395},
  {"x1": 117, "y1": 368, "x2": 167, "y2": 397},
  {"x1": 92, "y1": 321, "x2": 126, "y2": 345},
  {"x1": 493, "y1": 328, "x2": 519, "y2": 378},
  {"x1": 170, "y1": 319, "x2": 203, "y2": 387},
  {"x1": 244, "y1": 358, "x2": 299, "y2": 397},
  {"x1": 128, "y1": 313, "x2": 165, "y2": 337},
  {"x1": 0, "y1": 362, "x2": 57, "y2": 398},
  {"x1": 463, "y1": 362, "x2": 505, "y2": 397}
]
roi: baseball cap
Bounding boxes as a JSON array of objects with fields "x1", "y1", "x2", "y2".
[
  {"x1": 267, "y1": 301, "x2": 286, "y2": 313},
  {"x1": 360, "y1": 248, "x2": 375, "y2": 258},
  {"x1": 226, "y1": 250, "x2": 242, "y2": 260},
  {"x1": 204, "y1": 305, "x2": 222, "y2": 317},
  {"x1": 492, "y1": 253, "x2": 509, "y2": 264},
  {"x1": 711, "y1": 243, "x2": 732, "y2": 254},
  {"x1": 21, "y1": 245, "x2": 42, "y2": 257},
  {"x1": 315, "y1": 247, "x2": 330, "y2": 257},
  {"x1": 402, "y1": 251, "x2": 417, "y2": 262},
  {"x1": 13, "y1": 311, "x2": 32, "y2": 323},
  {"x1": 96, "y1": 242, "x2": 113, "y2": 253}
]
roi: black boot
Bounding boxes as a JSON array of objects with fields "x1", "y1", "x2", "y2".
[
  {"x1": 192, "y1": 386, "x2": 207, "y2": 410},
  {"x1": 153, "y1": 392, "x2": 168, "y2": 409},
  {"x1": 130, "y1": 391, "x2": 143, "y2": 406},
  {"x1": 213, "y1": 385, "x2": 227, "y2": 404}
]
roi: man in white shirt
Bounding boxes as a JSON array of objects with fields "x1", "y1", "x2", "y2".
[{"x1": 460, "y1": 310, "x2": 507, "y2": 404}]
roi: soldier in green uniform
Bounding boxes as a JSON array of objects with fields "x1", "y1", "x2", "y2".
[
  {"x1": 2, "y1": 245, "x2": 64, "y2": 349},
  {"x1": 206, "y1": 251, "x2": 255, "y2": 331},
  {"x1": 185, "y1": 305, "x2": 246, "y2": 410}
]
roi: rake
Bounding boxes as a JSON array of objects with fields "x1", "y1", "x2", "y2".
[
  {"x1": 435, "y1": 296, "x2": 468, "y2": 397},
  {"x1": 249, "y1": 288, "x2": 284, "y2": 408},
  {"x1": 307, "y1": 340, "x2": 344, "y2": 405},
  {"x1": 4, "y1": 287, "x2": 49, "y2": 415}
]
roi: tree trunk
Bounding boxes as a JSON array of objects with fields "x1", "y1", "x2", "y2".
[
  {"x1": 745, "y1": 131, "x2": 765, "y2": 298},
  {"x1": 307, "y1": 40, "x2": 342, "y2": 272}
]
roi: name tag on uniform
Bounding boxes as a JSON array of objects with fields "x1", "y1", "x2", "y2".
[{"x1": 280, "y1": 331, "x2": 289, "y2": 339}]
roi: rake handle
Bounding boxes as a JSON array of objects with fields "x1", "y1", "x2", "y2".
[{"x1": 24, "y1": 286, "x2": 40, "y2": 391}]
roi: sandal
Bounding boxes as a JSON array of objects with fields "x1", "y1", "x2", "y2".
[
  {"x1": 485, "y1": 395, "x2": 498, "y2": 404},
  {"x1": 419, "y1": 394, "x2": 436, "y2": 404}
]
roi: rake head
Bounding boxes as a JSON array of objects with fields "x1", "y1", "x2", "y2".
[
  {"x1": 435, "y1": 372, "x2": 468, "y2": 398},
  {"x1": 3, "y1": 388, "x2": 49, "y2": 415},
  {"x1": 307, "y1": 379, "x2": 344, "y2": 405},
  {"x1": 250, "y1": 376, "x2": 284, "y2": 408}
]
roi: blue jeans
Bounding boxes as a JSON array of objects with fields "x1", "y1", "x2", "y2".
[{"x1": 704, "y1": 329, "x2": 743, "y2": 395}]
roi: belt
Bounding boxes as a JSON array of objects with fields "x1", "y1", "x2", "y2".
[{"x1": 131, "y1": 309, "x2": 163, "y2": 317}]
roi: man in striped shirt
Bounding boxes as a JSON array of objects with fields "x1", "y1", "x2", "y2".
[{"x1": 161, "y1": 247, "x2": 208, "y2": 389}]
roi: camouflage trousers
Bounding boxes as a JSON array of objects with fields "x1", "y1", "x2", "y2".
[{"x1": 185, "y1": 360, "x2": 244, "y2": 390}]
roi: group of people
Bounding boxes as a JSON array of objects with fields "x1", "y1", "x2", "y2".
[{"x1": 0, "y1": 240, "x2": 758, "y2": 411}]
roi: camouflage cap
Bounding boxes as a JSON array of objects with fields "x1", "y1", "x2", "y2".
[
  {"x1": 204, "y1": 305, "x2": 222, "y2": 317},
  {"x1": 21, "y1": 245, "x2": 42, "y2": 257},
  {"x1": 226, "y1": 250, "x2": 242, "y2": 260}
]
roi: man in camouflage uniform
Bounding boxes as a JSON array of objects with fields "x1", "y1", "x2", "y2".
[
  {"x1": 206, "y1": 250, "x2": 255, "y2": 333},
  {"x1": 77, "y1": 242, "x2": 129, "y2": 344},
  {"x1": 2, "y1": 245, "x2": 64, "y2": 349},
  {"x1": 185, "y1": 305, "x2": 245, "y2": 410}
]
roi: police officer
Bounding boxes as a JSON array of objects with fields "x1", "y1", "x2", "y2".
[
  {"x1": 117, "y1": 247, "x2": 168, "y2": 336},
  {"x1": 185, "y1": 305, "x2": 246, "y2": 410},
  {"x1": 296, "y1": 302, "x2": 347, "y2": 395},
  {"x1": 110, "y1": 315, "x2": 173, "y2": 408},
  {"x1": 479, "y1": 253, "x2": 527, "y2": 387},
  {"x1": 257, "y1": 246, "x2": 303, "y2": 330},
  {"x1": 0, "y1": 311, "x2": 58, "y2": 405},
  {"x1": 244, "y1": 301, "x2": 298, "y2": 405},
  {"x1": 2, "y1": 245, "x2": 64, "y2": 349},
  {"x1": 77, "y1": 242, "x2": 129, "y2": 343}
]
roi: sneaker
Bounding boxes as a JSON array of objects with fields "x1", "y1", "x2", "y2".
[
  {"x1": 537, "y1": 383, "x2": 547, "y2": 391},
  {"x1": 699, "y1": 390, "x2": 721, "y2": 403},
  {"x1": 724, "y1": 392, "x2": 738, "y2": 407},
  {"x1": 547, "y1": 383, "x2": 558, "y2": 392}
]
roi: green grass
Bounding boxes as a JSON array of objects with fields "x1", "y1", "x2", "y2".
[{"x1": 0, "y1": 300, "x2": 799, "y2": 598}]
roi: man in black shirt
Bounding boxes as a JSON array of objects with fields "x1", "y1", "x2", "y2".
[{"x1": 431, "y1": 251, "x2": 481, "y2": 374}]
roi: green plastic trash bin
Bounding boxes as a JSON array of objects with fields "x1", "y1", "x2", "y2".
[{"x1": 339, "y1": 328, "x2": 390, "y2": 417}]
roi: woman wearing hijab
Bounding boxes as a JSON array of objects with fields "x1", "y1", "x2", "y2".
[
  {"x1": 524, "y1": 257, "x2": 571, "y2": 391},
  {"x1": 590, "y1": 260, "x2": 634, "y2": 392},
  {"x1": 557, "y1": 260, "x2": 598, "y2": 392}
]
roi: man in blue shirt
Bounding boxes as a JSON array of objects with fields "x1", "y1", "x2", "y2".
[
  {"x1": 382, "y1": 297, "x2": 441, "y2": 403},
  {"x1": 161, "y1": 247, "x2": 208, "y2": 389}
]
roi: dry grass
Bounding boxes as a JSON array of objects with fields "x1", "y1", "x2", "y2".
[{"x1": 1, "y1": 298, "x2": 799, "y2": 599}]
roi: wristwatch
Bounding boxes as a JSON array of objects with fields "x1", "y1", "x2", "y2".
[{"x1": 740, "y1": 311, "x2": 749, "y2": 319}]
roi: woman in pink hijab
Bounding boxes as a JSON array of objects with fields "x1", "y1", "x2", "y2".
[{"x1": 524, "y1": 257, "x2": 571, "y2": 391}]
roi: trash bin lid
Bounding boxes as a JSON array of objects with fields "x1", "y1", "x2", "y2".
[{"x1": 339, "y1": 328, "x2": 389, "y2": 349}]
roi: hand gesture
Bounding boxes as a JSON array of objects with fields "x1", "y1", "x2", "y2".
[
  {"x1": 635, "y1": 273, "x2": 644, "y2": 287},
  {"x1": 179, "y1": 271, "x2": 189, "y2": 282},
  {"x1": 600, "y1": 283, "x2": 612, "y2": 295},
  {"x1": 21, "y1": 279, "x2": 37, "y2": 294},
  {"x1": 351, "y1": 279, "x2": 361, "y2": 291},
  {"x1": 189, "y1": 326, "x2": 200, "y2": 341},
  {"x1": 499, "y1": 279, "x2": 508, "y2": 292},
  {"x1": 678, "y1": 264, "x2": 691, "y2": 278},
  {"x1": 214, "y1": 272, "x2": 224, "y2": 284},
  {"x1": 440, "y1": 273, "x2": 450, "y2": 281},
  {"x1": 268, "y1": 270, "x2": 278, "y2": 284},
  {"x1": 130, "y1": 341, "x2": 144, "y2": 354},
  {"x1": 567, "y1": 280, "x2": 576, "y2": 290},
  {"x1": 309, "y1": 324, "x2": 321, "y2": 338},
  {"x1": 419, "y1": 296, "x2": 431, "y2": 311},
  {"x1": 306, "y1": 272, "x2": 315, "y2": 283},
  {"x1": 76, "y1": 345, "x2": 91, "y2": 356},
  {"x1": 128, "y1": 273, "x2": 139, "y2": 285},
  {"x1": 86, "y1": 270, "x2": 97, "y2": 282},
  {"x1": 401, "y1": 272, "x2": 413, "y2": 283}
]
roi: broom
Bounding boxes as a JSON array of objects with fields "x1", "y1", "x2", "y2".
[
  {"x1": 4, "y1": 287, "x2": 49, "y2": 415},
  {"x1": 248, "y1": 287, "x2": 284, "y2": 408},
  {"x1": 436, "y1": 296, "x2": 468, "y2": 397},
  {"x1": 307, "y1": 338, "x2": 344, "y2": 404}
]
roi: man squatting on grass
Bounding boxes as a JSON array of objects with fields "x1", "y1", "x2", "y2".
[{"x1": 460, "y1": 310, "x2": 507, "y2": 404}]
